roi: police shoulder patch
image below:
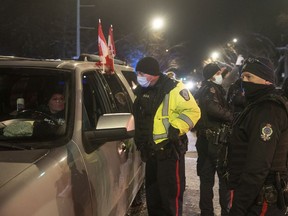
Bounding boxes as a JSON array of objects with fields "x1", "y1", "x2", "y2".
[
  {"x1": 261, "y1": 123, "x2": 273, "y2": 141},
  {"x1": 210, "y1": 87, "x2": 216, "y2": 94},
  {"x1": 179, "y1": 89, "x2": 190, "y2": 101}
]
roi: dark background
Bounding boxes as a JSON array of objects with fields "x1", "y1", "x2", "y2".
[{"x1": 0, "y1": 0, "x2": 287, "y2": 78}]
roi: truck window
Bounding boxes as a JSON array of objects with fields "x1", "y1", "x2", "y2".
[
  {"x1": 103, "y1": 73, "x2": 132, "y2": 113},
  {"x1": 0, "y1": 68, "x2": 71, "y2": 144},
  {"x1": 82, "y1": 72, "x2": 110, "y2": 130},
  {"x1": 120, "y1": 70, "x2": 138, "y2": 91}
]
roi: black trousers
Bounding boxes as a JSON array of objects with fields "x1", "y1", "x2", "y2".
[
  {"x1": 196, "y1": 135, "x2": 231, "y2": 216},
  {"x1": 145, "y1": 147, "x2": 185, "y2": 216},
  {"x1": 231, "y1": 200, "x2": 286, "y2": 215}
]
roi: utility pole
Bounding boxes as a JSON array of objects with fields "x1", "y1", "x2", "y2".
[
  {"x1": 76, "y1": 0, "x2": 95, "y2": 58},
  {"x1": 76, "y1": 0, "x2": 80, "y2": 57}
]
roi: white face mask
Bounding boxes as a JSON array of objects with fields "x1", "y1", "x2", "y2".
[
  {"x1": 212, "y1": 74, "x2": 223, "y2": 85},
  {"x1": 137, "y1": 76, "x2": 151, "y2": 87}
]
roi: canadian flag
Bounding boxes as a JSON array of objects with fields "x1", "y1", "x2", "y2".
[
  {"x1": 98, "y1": 19, "x2": 108, "y2": 65},
  {"x1": 108, "y1": 25, "x2": 116, "y2": 57},
  {"x1": 107, "y1": 25, "x2": 116, "y2": 72}
]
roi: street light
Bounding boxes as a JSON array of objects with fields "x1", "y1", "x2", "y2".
[
  {"x1": 142, "y1": 16, "x2": 166, "y2": 57},
  {"x1": 151, "y1": 17, "x2": 165, "y2": 30},
  {"x1": 211, "y1": 51, "x2": 220, "y2": 61}
]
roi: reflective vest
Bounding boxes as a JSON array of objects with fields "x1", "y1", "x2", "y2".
[{"x1": 153, "y1": 81, "x2": 201, "y2": 144}]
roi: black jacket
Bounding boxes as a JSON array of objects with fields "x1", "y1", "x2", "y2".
[
  {"x1": 228, "y1": 89, "x2": 288, "y2": 215},
  {"x1": 227, "y1": 79, "x2": 247, "y2": 117},
  {"x1": 194, "y1": 80, "x2": 233, "y2": 131}
]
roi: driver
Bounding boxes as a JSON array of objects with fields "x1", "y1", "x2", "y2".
[
  {"x1": 2, "y1": 90, "x2": 66, "y2": 138},
  {"x1": 46, "y1": 92, "x2": 65, "y2": 124},
  {"x1": 32, "y1": 90, "x2": 66, "y2": 137},
  {"x1": 38, "y1": 91, "x2": 65, "y2": 125}
]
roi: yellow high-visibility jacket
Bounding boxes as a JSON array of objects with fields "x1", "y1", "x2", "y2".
[{"x1": 153, "y1": 81, "x2": 201, "y2": 144}]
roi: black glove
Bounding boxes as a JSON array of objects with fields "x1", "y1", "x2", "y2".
[{"x1": 168, "y1": 125, "x2": 180, "y2": 143}]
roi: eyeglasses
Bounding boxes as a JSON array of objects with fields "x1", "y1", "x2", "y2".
[
  {"x1": 52, "y1": 98, "x2": 65, "y2": 103},
  {"x1": 242, "y1": 57, "x2": 273, "y2": 71}
]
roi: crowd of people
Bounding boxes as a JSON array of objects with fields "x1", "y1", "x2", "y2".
[{"x1": 133, "y1": 55, "x2": 288, "y2": 216}]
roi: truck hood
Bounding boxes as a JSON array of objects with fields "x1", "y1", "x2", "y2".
[{"x1": 0, "y1": 149, "x2": 49, "y2": 188}]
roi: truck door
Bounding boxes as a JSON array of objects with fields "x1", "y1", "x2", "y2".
[{"x1": 81, "y1": 70, "x2": 141, "y2": 216}]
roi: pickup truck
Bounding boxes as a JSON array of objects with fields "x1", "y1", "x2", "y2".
[{"x1": 0, "y1": 57, "x2": 144, "y2": 216}]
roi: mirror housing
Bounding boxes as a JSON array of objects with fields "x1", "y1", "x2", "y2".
[{"x1": 84, "y1": 113, "x2": 135, "y2": 148}]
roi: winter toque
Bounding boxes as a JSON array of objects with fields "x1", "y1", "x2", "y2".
[
  {"x1": 203, "y1": 63, "x2": 221, "y2": 80},
  {"x1": 135, "y1": 57, "x2": 161, "y2": 76},
  {"x1": 242, "y1": 57, "x2": 275, "y2": 83}
]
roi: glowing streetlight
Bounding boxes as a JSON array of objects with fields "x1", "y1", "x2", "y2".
[
  {"x1": 151, "y1": 17, "x2": 165, "y2": 30},
  {"x1": 211, "y1": 51, "x2": 220, "y2": 61},
  {"x1": 185, "y1": 81, "x2": 195, "y2": 90},
  {"x1": 232, "y1": 38, "x2": 238, "y2": 43}
]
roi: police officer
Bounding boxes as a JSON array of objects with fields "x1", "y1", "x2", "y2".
[
  {"x1": 228, "y1": 57, "x2": 288, "y2": 215},
  {"x1": 226, "y1": 55, "x2": 246, "y2": 118},
  {"x1": 194, "y1": 63, "x2": 233, "y2": 216},
  {"x1": 281, "y1": 77, "x2": 288, "y2": 98},
  {"x1": 227, "y1": 78, "x2": 246, "y2": 118},
  {"x1": 166, "y1": 71, "x2": 176, "y2": 80},
  {"x1": 133, "y1": 57, "x2": 201, "y2": 216}
]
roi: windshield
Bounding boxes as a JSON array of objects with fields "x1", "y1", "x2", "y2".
[{"x1": 0, "y1": 67, "x2": 71, "y2": 146}]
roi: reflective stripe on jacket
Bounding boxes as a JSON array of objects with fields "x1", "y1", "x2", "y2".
[{"x1": 153, "y1": 82, "x2": 201, "y2": 144}]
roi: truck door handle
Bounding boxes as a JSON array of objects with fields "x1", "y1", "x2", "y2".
[{"x1": 118, "y1": 142, "x2": 126, "y2": 154}]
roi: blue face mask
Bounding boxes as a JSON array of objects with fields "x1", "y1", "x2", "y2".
[
  {"x1": 212, "y1": 74, "x2": 223, "y2": 85},
  {"x1": 137, "y1": 76, "x2": 151, "y2": 87}
]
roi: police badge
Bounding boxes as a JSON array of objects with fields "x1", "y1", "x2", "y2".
[
  {"x1": 210, "y1": 87, "x2": 216, "y2": 94},
  {"x1": 179, "y1": 89, "x2": 190, "y2": 101},
  {"x1": 261, "y1": 123, "x2": 273, "y2": 141}
]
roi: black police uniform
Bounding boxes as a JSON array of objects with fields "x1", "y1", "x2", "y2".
[
  {"x1": 195, "y1": 80, "x2": 233, "y2": 216},
  {"x1": 228, "y1": 87, "x2": 288, "y2": 215},
  {"x1": 227, "y1": 78, "x2": 246, "y2": 118}
]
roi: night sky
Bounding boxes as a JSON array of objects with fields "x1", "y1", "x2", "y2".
[
  {"x1": 94, "y1": 0, "x2": 287, "y2": 65},
  {"x1": 0, "y1": 0, "x2": 287, "y2": 72}
]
